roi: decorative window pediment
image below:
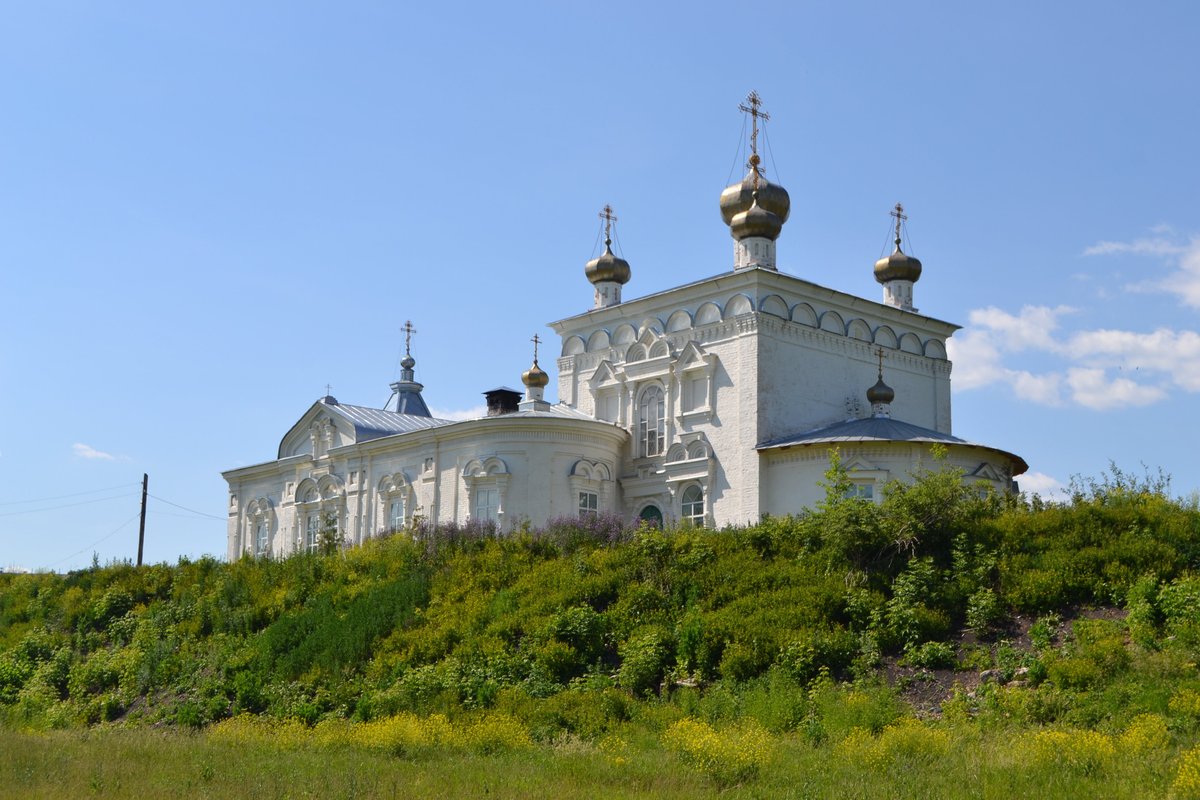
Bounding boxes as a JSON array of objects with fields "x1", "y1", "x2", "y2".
[
  {"x1": 663, "y1": 432, "x2": 713, "y2": 486},
  {"x1": 569, "y1": 459, "x2": 613, "y2": 518},
  {"x1": 462, "y1": 457, "x2": 511, "y2": 529},
  {"x1": 968, "y1": 462, "x2": 1008, "y2": 483},
  {"x1": 839, "y1": 454, "x2": 888, "y2": 503},
  {"x1": 244, "y1": 497, "x2": 275, "y2": 557},
  {"x1": 623, "y1": 329, "x2": 672, "y2": 379},
  {"x1": 377, "y1": 471, "x2": 414, "y2": 534},
  {"x1": 293, "y1": 474, "x2": 346, "y2": 552},
  {"x1": 588, "y1": 360, "x2": 622, "y2": 388}
]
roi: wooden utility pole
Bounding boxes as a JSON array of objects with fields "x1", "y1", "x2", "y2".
[{"x1": 137, "y1": 473, "x2": 148, "y2": 567}]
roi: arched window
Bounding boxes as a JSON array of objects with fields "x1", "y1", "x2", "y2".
[
  {"x1": 681, "y1": 485, "x2": 704, "y2": 527},
  {"x1": 638, "y1": 386, "x2": 665, "y2": 457},
  {"x1": 639, "y1": 504, "x2": 663, "y2": 528}
]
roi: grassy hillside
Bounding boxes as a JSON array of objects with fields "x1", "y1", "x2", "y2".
[{"x1": 4, "y1": 458, "x2": 1200, "y2": 795}]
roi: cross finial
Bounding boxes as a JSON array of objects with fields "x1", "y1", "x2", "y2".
[
  {"x1": 402, "y1": 320, "x2": 417, "y2": 357},
  {"x1": 325, "y1": 383, "x2": 332, "y2": 397},
  {"x1": 738, "y1": 91, "x2": 770, "y2": 179},
  {"x1": 599, "y1": 204, "x2": 617, "y2": 246},
  {"x1": 890, "y1": 202, "x2": 907, "y2": 250},
  {"x1": 875, "y1": 346, "x2": 886, "y2": 379},
  {"x1": 531, "y1": 333, "x2": 542, "y2": 365}
]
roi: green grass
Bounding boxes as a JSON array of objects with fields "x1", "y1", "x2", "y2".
[
  {"x1": 3, "y1": 460, "x2": 1200, "y2": 796},
  {"x1": 0, "y1": 721, "x2": 1188, "y2": 799}
]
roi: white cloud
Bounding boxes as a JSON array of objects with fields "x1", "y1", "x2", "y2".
[
  {"x1": 1019, "y1": 471, "x2": 1067, "y2": 498},
  {"x1": 1082, "y1": 237, "x2": 1185, "y2": 257},
  {"x1": 1065, "y1": 368, "x2": 1166, "y2": 410},
  {"x1": 1085, "y1": 230, "x2": 1200, "y2": 309},
  {"x1": 72, "y1": 443, "x2": 116, "y2": 461},
  {"x1": 965, "y1": 305, "x2": 1074, "y2": 351},
  {"x1": 1010, "y1": 371, "x2": 1065, "y2": 406},
  {"x1": 951, "y1": 302, "x2": 1199, "y2": 410},
  {"x1": 429, "y1": 405, "x2": 488, "y2": 421}
]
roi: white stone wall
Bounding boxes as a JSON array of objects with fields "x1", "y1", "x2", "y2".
[
  {"x1": 548, "y1": 266, "x2": 961, "y2": 529},
  {"x1": 760, "y1": 443, "x2": 1019, "y2": 516},
  {"x1": 225, "y1": 417, "x2": 626, "y2": 560}
]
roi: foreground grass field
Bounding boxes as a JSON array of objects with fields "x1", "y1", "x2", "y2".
[{"x1": 0, "y1": 720, "x2": 1193, "y2": 800}]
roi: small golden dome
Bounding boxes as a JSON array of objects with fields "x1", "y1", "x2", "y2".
[
  {"x1": 729, "y1": 192, "x2": 783, "y2": 241},
  {"x1": 584, "y1": 241, "x2": 631, "y2": 285},
  {"x1": 873, "y1": 246, "x2": 923, "y2": 283},
  {"x1": 522, "y1": 362, "x2": 549, "y2": 389},
  {"x1": 720, "y1": 162, "x2": 791, "y2": 227}
]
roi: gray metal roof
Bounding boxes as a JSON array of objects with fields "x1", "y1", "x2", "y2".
[
  {"x1": 756, "y1": 415, "x2": 1027, "y2": 474},
  {"x1": 326, "y1": 403, "x2": 452, "y2": 442},
  {"x1": 758, "y1": 417, "x2": 967, "y2": 449}
]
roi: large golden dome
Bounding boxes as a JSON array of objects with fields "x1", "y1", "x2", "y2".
[
  {"x1": 585, "y1": 241, "x2": 631, "y2": 285},
  {"x1": 729, "y1": 192, "x2": 783, "y2": 241},
  {"x1": 720, "y1": 159, "x2": 791, "y2": 227},
  {"x1": 874, "y1": 246, "x2": 923, "y2": 283}
]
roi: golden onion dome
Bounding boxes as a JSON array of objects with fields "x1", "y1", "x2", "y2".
[
  {"x1": 866, "y1": 376, "x2": 895, "y2": 406},
  {"x1": 522, "y1": 361, "x2": 549, "y2": 389},
  {"x1": 584, "y1": 241, "x2": 631, "y2": 285},
  {"x1": 720, "y1": 160, "x2": 791, "y2": 226},
  {"x1": 729, "y1": 192, "x2": 783, "y2": 241},
  {"x1": 873, "y1": 245, "x2": 923, "y2": 284}
]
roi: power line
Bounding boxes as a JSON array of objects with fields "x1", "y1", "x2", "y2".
[
  {"x1": 45, "y1": 512, "x2": 142, "y2": 570},
  {"x1": 147, "y1": 493, "x2": 225, "y2": 521},
  {"x1": 0, "y1": 492, "x2": 138, "y2": 519},
  {"x1": 0, "y1": 482, "x2": 140, "y2": 507}
]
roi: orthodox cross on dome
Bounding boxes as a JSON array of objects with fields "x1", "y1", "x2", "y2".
[
  {"x1": 531, "y1": 333, "x2": 542, "y2": 365},
  {"x1": 890, "y1": 202, "x2": 908, "y2": 250},
  {"x1": 875, "y1": 346, "x2": 886, "y2": 379},
  {"x1": 599, "y1": 204, "x2": 617, "y2": 246},
  {"x1": 325, "y1": 383, "x2": 332, "y2": 396},
  {"x1": 738, "y1": 91, "x2": 770, "y2": 185},
  {"x1": 402, "y1": 320, "x2": 417, "y2": 357}
]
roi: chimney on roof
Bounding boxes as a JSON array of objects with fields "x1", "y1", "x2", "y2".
[{"x1": 484, "y1": 387, "x2": 521, "y2": 416}]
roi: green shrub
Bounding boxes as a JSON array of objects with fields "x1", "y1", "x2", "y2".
[{"x1": 618, "y1": 630, "x2": 669, "y2": 696}]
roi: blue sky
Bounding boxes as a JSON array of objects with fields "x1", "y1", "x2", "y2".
[{"x1": 2, "y1": 2, "x2": 1199, "y2": 571}]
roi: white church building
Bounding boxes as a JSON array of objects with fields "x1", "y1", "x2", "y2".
[{"x1": 223, "y1": 94, "x2": 1026, "y2": 560}]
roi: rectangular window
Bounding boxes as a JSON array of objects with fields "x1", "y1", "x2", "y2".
[
  {"x1": 255, "y1": 522, "x2": 269, "y2": 556},
  {"x1": 682, "y1": 376, "x2": 707, "y2": 413},
  {"x1": 474, "y1": 488, "x2": 499, "y2": 522},
  {"x1": 389, "y1": 498, "x2": 405, "y2": 530},
  {"x1": 597, "y1": 393, "x2": 618, "y2": 422},
  {"x1": 305, "y1": 514, "x2": 320, "y2": 553},
  {"x1": 845, "y1": 483, "x2": 874, "y2": 500},
  {"x1": 578, "y1": 491, "x2": 598, "y2": 518}
]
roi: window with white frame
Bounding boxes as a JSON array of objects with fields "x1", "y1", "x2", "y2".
[
  {"x1": 845, "y1": 482, "x2": 875, "y2": 500},
  {"x1": 305, "y1": 513, "x2": 320, "y2": 553},
  {"x1": 681, "y1": 485, "x2": 705, "y2": 527},
  {"x1": 579, "y1": 491, "x2": 598, "y2": 518},
  {"x1": 682, "y1": 375, "x2": 707, "y2": 413},
  {"x1": 462, "y1": 457, "x2": 509, "y2": 529},
  {"x1": 255, "y1": 520, "x2": 269, "y2": 556},
  {"x1": 474, "y1": 487, "x2": 499, "y2": 522},
  {"x1": 638, "y1": 385, "x2": 665, "y2": 457},
  {"x1": 388, "y1": 497, "x2": 405, "y2": 530}
]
